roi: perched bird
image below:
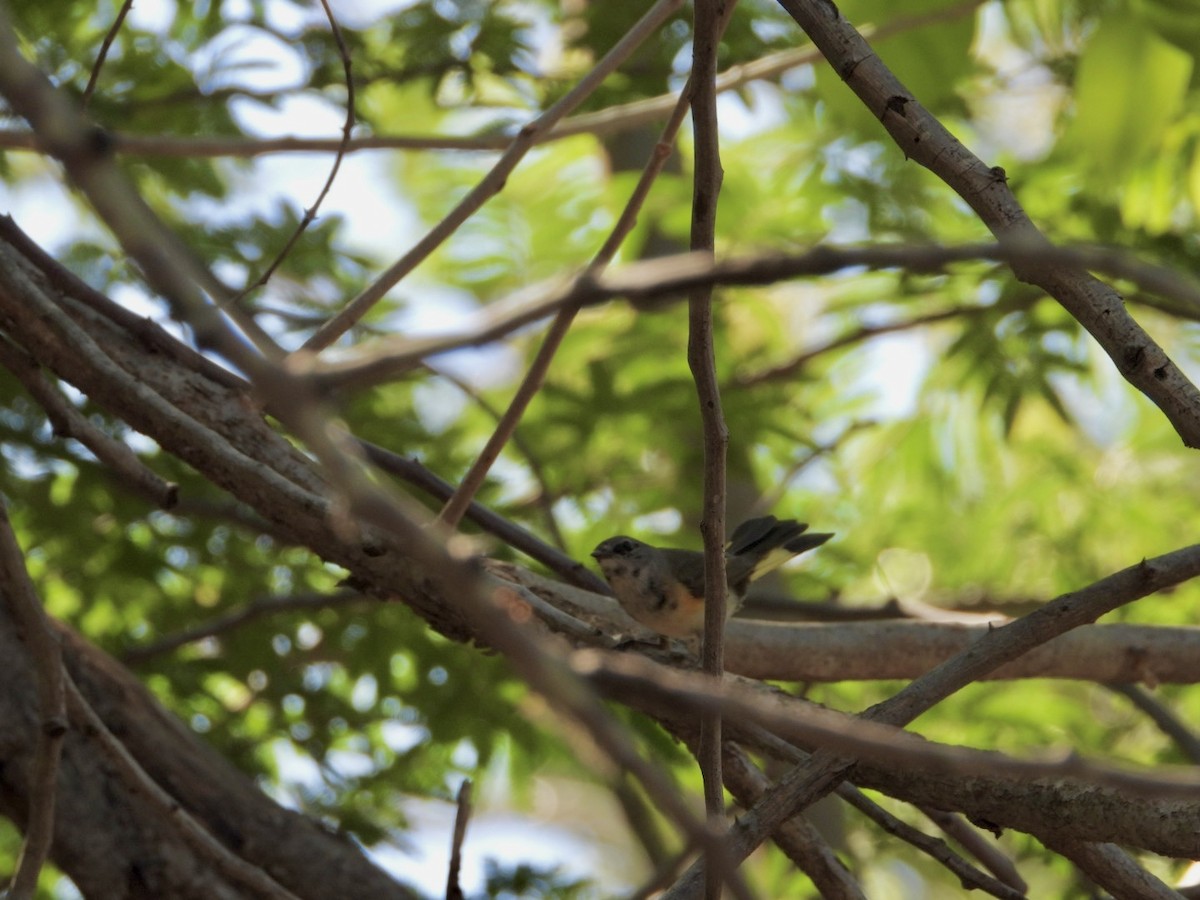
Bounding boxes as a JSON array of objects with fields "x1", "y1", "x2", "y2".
[{"x1": 591, "y1": 516, "x2": 832, "y2": 638}]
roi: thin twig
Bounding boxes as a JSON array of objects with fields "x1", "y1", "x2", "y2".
[
  {"x1": 81, "y1": 0, "x2": 134, "y2": 108},
  {"x1": 359, "y1": 440, "x2": 609, "y2": 593},
  {"x1": 659, "y1": 542, "x2": 1200, "y2": 898},
  {"x1": 0, "y1": 500, "x2": 67, "y2": 900},
  {"x1": 1107, "y1": 683, "x2": 1200, "y2": 764},
  {"x1": 736, "y1": 305, "x2": 993, "y2": 388},
  {"x1": 434, "y1": 72, "x2": 694, "y2": 532},
  {"x1": 428, "y1": 364, "x2": 569, "y2": 547},
  {"x1": 612, "y1": 772, "x2": 671, "y2": 870},
  {"x1": 916, "y1": 806, "x2": 1027, "y2": 894},
  {"x1": 121, "y1": 589, "x2": 365, "y2": 663},
  {"x1": 309, "y1": 240, "x2": 1200, "y2": 393},
  {"x1": 301, "y1": 0, "x2": 687, "y2": 351},
  {"x1": 62, "y1": 672, "x2": 301, "y2": 899},
  {"x1": 850, "y1": 795, "x2": 1025, "y2": 898},
  {"x1": 445, "y1": 779, "x2": 472, "y2": 900},
  {"x1": 775, "y1": 0, "x2": 1200, "y2": 449},
  {"x1": 746, "y1": 419, "x2": 874, "y2": 516},
  {"x1": 629, "y1": 844, "x2": 698, "y2": 900},
  {"x1": 0, "y1": 0, "x2": 983, "y2": 158},
  {"x1": 688, "y1": 4, "x2": 734, "y2": 897},
  {"x1": 228, "y1": 0, "x2": 355, "y2": 306},
  {"x1": 0, "y1": 336, "x2": 179, "y2": 508}
]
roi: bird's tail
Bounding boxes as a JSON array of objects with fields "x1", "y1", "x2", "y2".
[{"x1": 727, "y1": 515, "x2": 833, "y2": 581}]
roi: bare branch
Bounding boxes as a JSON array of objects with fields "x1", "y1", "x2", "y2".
[
  {"x1": 0, "y1": 337, "x2": 178, "y2": 508},
  {"x1": 736, "y1": 306, "x2": 993, "y2": 388},
  {"x1": 361, "y1": 442, "x2": 609, "y2": 593},
  {"x1": 722, "y1": 743, "x2": 865, "y2": 899},
  {"x1": 746, "y1": 419, "x2": 874, "y2": 516},
  {"x1": 498, "y1": 560, "x2": 1200, "y2": 684},
  {"x1": 228, "y1": 0, "x2": 356, "y2": 305},
  {"x1": 916, "y1": 807, "x2": 1027, "y2": 896},
  {"x1": 688, "y1": 5, "x2": 733, "y2": 897},
  {"x1": 428, "y1": 365, "x2": 567, "y2": 547},
  {"x1": 775, "y1": 0, "x2": 1200, "y2": 447},
  {"x1": 434, "y1": 78, "x2": 695, "y2": 533},
  {"x1": 309, "y1": 240, "x2": 1200, "y2": 393},
  {"x1": 300, "y1": 0, "x2": 687, "y2": 351},
  {"x1": 578, "y1": 646, "x2": 1200, "y2": 803},
  {"x1": 62, "y1": 673, "x2": 302, "y2": 900},
  {"x1": 1044, "y1": 838, "x2": 1180, "y2": 899},
  {"x1": 81, "y1": 0, "x2": 133, "y2": 108},
  {"x1": 0, "y1": 501, "x2": 66, "y2": 900},
  {"x1": 445, "y1": 779, "x2": 472, "y2": 900},
  {"x1": 121, "y1": 589, "x2": 366, "y2": 663},
  {"x1": 1107, "y1": 683, "x2": 1200, "y2": 764}
]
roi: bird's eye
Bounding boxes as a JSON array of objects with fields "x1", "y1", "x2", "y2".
[{"x1": 613, "y1": 539, "x2": 636, "y2": 555}]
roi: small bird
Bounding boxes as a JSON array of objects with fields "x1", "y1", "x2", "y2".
[{"x1": 591, "y1": 516, "x2": 832, "y2": 638}]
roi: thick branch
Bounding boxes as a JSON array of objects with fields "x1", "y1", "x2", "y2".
[
  {"x1": 775, "y1": 0, "x2": 1200, "y2": 447},
  {"x1": 0, "y1": 502, "x2": 66, "y2": 900},
  {"x1": 310, "y1": 241, "x2": 1200, "y2": 392}
]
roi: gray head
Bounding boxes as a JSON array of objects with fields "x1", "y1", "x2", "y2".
[
  {"x1": 592, "y1": 535, "x2": 651, "y2": 563},
  {"x1": 591, "y1": 536, "x2": 660, "y2": 583}
]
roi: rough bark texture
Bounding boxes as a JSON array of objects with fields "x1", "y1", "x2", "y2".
[
  {"x1": 0, "y1": 618, "x2": 413, "y2": 899},
  {"x1": 0, "y1": 222, "x2": 1196, "y2": 891}
]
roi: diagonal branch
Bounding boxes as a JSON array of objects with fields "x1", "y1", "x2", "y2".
[
  {"x1": 81, "y1": 0, "x2": 133, "y2": 107},
  {"x1": 0, "y1": 501, "x2": 66, "y2": 900},
  {"x1": 661, "y1": 541, "x2": 1200, "y2": 897},
  {"x1": 300, "y1": 0, "x2": 687, "y2": 351},
  {"x1": 228, "y1": 0, "x2": 356, "y2": 306},
  {"x1": 774, "y1": 0, "x2": 1200, "y2": 447},
  {"x1": 0, "y1": 336, "x2": 178, "y2": 509},
  {"x1": 63, "y1": 670, "x2": 302, "y2": 900},
  {"x1": 121, "y1": 589, "x2": 366, "y2": 664},
  {"x1": 434, "y1": 80, "x2": 694, "y2": 533}
]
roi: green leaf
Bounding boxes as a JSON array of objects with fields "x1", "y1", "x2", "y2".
[{"x1": 1070, "y1": 15, "x2": 1193, "y2": 179}]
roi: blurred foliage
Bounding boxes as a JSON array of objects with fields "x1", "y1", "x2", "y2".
[{"x1": 2, "y1": 0, "x2": 1200, "y2": 896}]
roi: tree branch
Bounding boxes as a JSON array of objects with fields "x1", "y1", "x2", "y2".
[
  {"x1": 434, "y1": 73, "x2": 694, "y2": 532},
  {"x1": 687, "y1": 1, "x2": 734, "y2": 893},
  {"x1": 81, "y1": 0, "x2": 133, "y2": 107},
  {"x1": 661, "y1": 542, "x2": 1200, "y2": 897},
  {"x1": 445, "y1": 779, "x2": 472, "y2": 900},
  {"x1": 0, "y1": 336, "x2": 178, "y2": 509},
  {"x1": 300, "y1": 0, "x2": 687, "y2": 351},
  {"x1": 1043, "y1": 838, "x2": 1180, "y2": 899},
  {"x1": 309, "y1": 240, "x2": 1200, "y2": 393},
  {"x1": 775, "y1": 0, "x2": 1200, "y2": 447},
  {"x1": 0, "y1": 501, "x2": 66, "y2": 900},
  {"x1": 121, "y1": 589, "x2": 367, "y2": 664},
  {"x1": 228, "y1": 0, "x2": 356, "y2": 306}
]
